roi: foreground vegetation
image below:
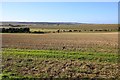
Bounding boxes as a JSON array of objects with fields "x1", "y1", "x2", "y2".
[{"x1": 2, "y1": 48, "x2": 119, "y2": 79}]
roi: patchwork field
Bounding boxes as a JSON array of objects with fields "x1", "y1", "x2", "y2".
[{"x1": 1, "y1": 32, "x2": 119, "y2": 79}]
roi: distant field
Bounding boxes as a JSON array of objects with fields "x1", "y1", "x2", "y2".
[
  {"x1": 29, "y1": 24, "x2": 118, "y2": 32},
  {"x1": 29, "y1": 24, "x2": 118, "y2": 29},
  {"x1": 1, "y1": 23, "x2": 118, "y2": 33}
]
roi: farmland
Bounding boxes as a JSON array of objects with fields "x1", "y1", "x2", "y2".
[
  {"x1": 29, "y1": 24, "x2": 118, "y2": 30},
  {"x1": 1, "y1": 20, "x2": 119, "y2": 79},
  {"x1": 2, "y1": 48, "x2": 119, "y2": 79},
  {"x1": 1, "y1": 32, "x2": 119, "y2": 79},
  {"x1": 1, "y1": 22, "x2": 119, "y2": 33},
  {"x1": 1, "y1": 1, "x2": 119, "y2": 79},
  {"x1": 2, "y1": 33, "x2": 118, "y2": 53}
]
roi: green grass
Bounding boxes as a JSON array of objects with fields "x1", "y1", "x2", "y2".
[
  {"x1": 3, "y1": 48, "x2": 118, "y2": 63},
  {"x1": 2, "y1": 48, "x2": 119, "y2": 79}
]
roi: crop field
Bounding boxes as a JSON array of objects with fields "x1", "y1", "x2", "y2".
[
  {"x1": 1, "y1": 32, "x2": 119, "y2": 79},
  {"x1": 2, "y1": 48, "x2": 119, "y2": 79},
  {"x1": 29, "y1": 24, "x2": 118, "y2": 33},
  {"x1": 29, "y1": 24, "x2": 118, "y2": 30},
  {"x1": 2, "y1": 33, "x2": 118, "y2": 53},
  {"x1": 1, "y1": 23, "x2": 118, "y2": 33}
]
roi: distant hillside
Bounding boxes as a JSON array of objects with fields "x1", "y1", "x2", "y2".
[
  {"x1": 0, "y1": 22, "x2": 118, "y2": 32},
  {"x1": 0, "y1": 21, "x2": 86, "y2": 25}
]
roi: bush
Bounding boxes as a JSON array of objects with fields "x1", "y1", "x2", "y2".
[
  {"x1": 69, "y1": 30, "x2": 72, "y2": 32},
  {"x1": 33, "y1": 31, "x2": 44, "y2": 34}
]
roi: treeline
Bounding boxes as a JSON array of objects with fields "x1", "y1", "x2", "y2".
[
  {"x1": 1, "y1": 28, "x2": 30, "y2": 33},
  {"x1": 1, "y1": 27, "x2": 120, "y2": 33},
  {"x1": 56, "y1": 28, "x2": 120, "y2": 33},
  {"x1": 0, "y1": 28, "x2": 45, "y2": 33}
]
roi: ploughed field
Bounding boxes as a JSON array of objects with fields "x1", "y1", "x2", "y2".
[
  {"x1": 2, "y1": 32, "x2": 118, "y2": 53},
  {"x1": 1, "y1": 32, "x2": 119, "y2": 79}
]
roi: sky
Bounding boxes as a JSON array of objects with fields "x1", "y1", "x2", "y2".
[{"x1": 1, "y1": 2, "x2": 118, "y2": 24}]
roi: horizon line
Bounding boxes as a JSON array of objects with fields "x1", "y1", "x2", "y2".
[{"x1": 0, "y1": 21, "x2": 118, "y2": 24}]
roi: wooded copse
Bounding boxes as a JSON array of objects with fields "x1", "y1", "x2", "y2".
[{"x1": 1, "y1": 27, "x2": 30, "y2": 33}]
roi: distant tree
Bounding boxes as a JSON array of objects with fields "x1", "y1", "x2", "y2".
[
  {"x1": 95, "y1": 30, "x2": 98, "y2": 31},
  {"x1": 104, "y1": 29, "x2": 108, "y2": 32},
  {"x1": 1, "y1": 27, "x2": 30, "y2": 33},
  {"x1": 69, "y1": 30, "x2": 72, "y2": 32},
  {"x1": 90, "y1": 30, "x2": 93, "y2": 31},
  {"x1": 57, "y1": 29, "x2": 60, "y2": 33},
  {"x1": 8, "y1": 24, "x2": 12, "y2": 27},
  {"x1": 118, "y1": 27, "x2": 120, "y2": 31},
  {"x1": 62, "y1": 46, "x2": 66, "y2": 50},
  {"x1": 73, "y1": 30, "x2": 78, "y2": 32},
  {"x1": 33, "y1": 31, "x2": 44, "y2": 34},
  {"x1": 2, "y1": 28, "x2": 5, "y2": 33},
  {"x1": 99, "y1": 30, "x2": 102, "y2": 31}
]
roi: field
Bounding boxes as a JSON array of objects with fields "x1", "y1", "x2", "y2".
[
  {"x1": 29, "y1": 24, "x2": 118, "y2": 33},
  {"x1": 2, "y1": 33, "x2": 118, "y2": 53},
  {"x1": 1, "y1": 32, "x2": 119, "y2": 79},
  {"x1": 29, "y1": 24, "x2": 118, "y2": 29},
  {"x1": 1, "y1": 23, "x2": 118, "y2": 33},
  {"x1": 2, "y1": 48, "x2": 119, "y2": 79}
]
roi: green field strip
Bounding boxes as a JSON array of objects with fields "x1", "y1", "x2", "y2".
[{"x1": 2, "y1": 48, "x2": 118, "y2": 63}]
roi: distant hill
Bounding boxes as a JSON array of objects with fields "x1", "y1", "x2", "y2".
[
  {"x1": 0, "y1": 21, "x2": 119, "y2": 32},
  {"x1": 0, "y1": 21, "x2": 86, "y2": 25}
]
